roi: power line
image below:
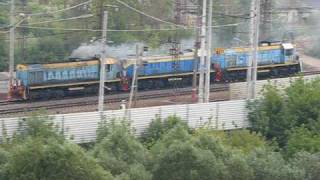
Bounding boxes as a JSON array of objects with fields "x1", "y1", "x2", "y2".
[
  {"x1": 116, "y1": 0, "x2": 186, "y2": 28},
  {"x1": 28, "y1": 14, "x2": 93, "y2": 25},
  {"x1": 16, "y1": 23, "x2": 240, "y2": 32},
  {"x1": 26, "y1": 0, "x2": 92, "y2": 17}
]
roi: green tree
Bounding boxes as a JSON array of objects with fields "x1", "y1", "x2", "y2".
[
  {"x1": 248, "y1": 79, "x2": 320, "y2": 149},
  {"x1": 246, "y1": 148, "x2": 305, "y2": 180},
  {"x1": 14, "y1": 111, "x2": 65, "y2": 142},
  {"x1": 220, "y1": 130, "x2": 268, "y2": 154},
  {"x1": 152, "y1": 141, "x2": 227, "y2": 180},
  {"x1": 286, "y1": 127, "x2": 320, "y2": 156},
  {"x1": 93, "y1": 120, "x2": 151, "y2": 179},
  {"x1": 151, "y1": 126, "x2": 255, "y2": 180},
  {"x1": 248, "y1": 84, "x2": 289, "y2": 145},
  {"x1": 5, "y1": 138, "x2": 113, "y2": 180},
  {"x1": 1, "y1": 112, "x2": 113, "y2": 180},
  {"x1": 0, "y1": 148, "x2": 9, "y2": 179},
  {"x1": 140, "y1": 115, "x2": 188, "y2": 148},
  {"x1": 290, "y1": 152, "x2": 320, "y2": 180}
]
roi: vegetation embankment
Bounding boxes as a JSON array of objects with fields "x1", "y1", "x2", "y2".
[{"x1": 1, "y1": 78, "x2": 320, "y2": 179}]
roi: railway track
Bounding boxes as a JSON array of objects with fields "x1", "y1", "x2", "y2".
[
  {"x1": 1, "y1": 71, "x2": 320, "y2": 116},
  {"x1": 303, "y1": 71, "x2": 320, "y2": 76},
  {"x1": 0, "y1": 84, "x2": 229, "y2": 115}
]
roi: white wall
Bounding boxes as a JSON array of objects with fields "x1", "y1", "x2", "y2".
[{"x1": 0, "y1": 100, "x2": 249, "y2": 144}]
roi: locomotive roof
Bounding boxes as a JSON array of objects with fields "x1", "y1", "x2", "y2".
[
  {"x1": 16, "y1": 57, "x2": 117, "y2": 71},
  {"x1": 122, "y1": 51, "x2": 195, "y2": 68},
  {"x1": 218, "y1": 43, "x2": 295, "y2": 55}
]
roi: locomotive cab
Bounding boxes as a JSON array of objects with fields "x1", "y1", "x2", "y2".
[{"x1": 281, "y1": 43, "x2": 296, "y2": 62}]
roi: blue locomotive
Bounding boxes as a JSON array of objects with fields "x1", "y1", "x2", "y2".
[
  {"x1": 11, "y1": 42, "x2": 301, "y2": 100},
  {"x1": 13, "y1": 58, "x2": 122, "y2": 99}
]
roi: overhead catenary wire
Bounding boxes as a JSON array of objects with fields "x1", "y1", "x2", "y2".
[
  {"x1": 16, "y1": 23, "x2": 241, "y2": 32},
  {"x1": 116, "y1": 0, "x2": 186, "y2": 28},
  {"x1": 27, "y1": 14, "x2": 93, "y2": 25}
]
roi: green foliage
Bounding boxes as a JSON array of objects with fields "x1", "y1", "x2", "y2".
[
  {"x1": 0, "y1": 41, "x2": 7, "y2": 71},
  {"x1": 0, "y1": 112, "x2": 114, "y2": 180},
  {"x1": 93, "y1": 120, "x2": 151, "y2": 179},
  {"x1": 246, "y1": 148, "x2": 305, "y2": 180},
  {"x1": 248, "y1": 78, "x2": 320, "y2": 153},
  {"x1": 151, "y1": 127, "x2": 256, "y2": 180},
  {"x1": 248, "y1": 84, "x2": 289, "y2": 145},
  {"x1": 5, "y1": 138, "x2": 113, "y2": 180},
  {"x1": 192, "y1": 131, "x2": 255, "y2": 180},
  {"x1": 0, "y1": 148, "x2": 9, "y2": 179},
  {"x1": 286, "y1": 127, "x2": 320, "y2": 157},
  {"x1": 14, "y1": 111, "x2": 65, "y2": 143},
  {"x1": 247, "y1": 149, "x2": 304, "y2": 180},
  {"x1": 290, "y1": 152, "x2": 320, "y2": 180},
  {"x1": 140, "y1": 115, "x2": 188, "y2": 148},
  {"x1": 152, "y1": 141, "x2": 227, "y2": 180},
  {"x1": 221, "y1": 130, "x2": 268, "y2": 154}
]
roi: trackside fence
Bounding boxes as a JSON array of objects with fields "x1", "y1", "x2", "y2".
[
  {"x1": 0, "y1": 100, "x2": 249, "y2": 144},
  {"x1": 230, "y1": 74, "x2": 320, "y2": 99}
]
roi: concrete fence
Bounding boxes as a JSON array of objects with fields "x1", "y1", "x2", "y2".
[
  {"x1": 0, "y1": 100, "x2": 249, "y2": 144},
  {"x1": 230, "y1": 74, "x2": 320, "y2": 100}
]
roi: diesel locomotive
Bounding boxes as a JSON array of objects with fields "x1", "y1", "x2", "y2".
[{"x1": 10, "y1": 42, "x2": 301, "y2": 100}]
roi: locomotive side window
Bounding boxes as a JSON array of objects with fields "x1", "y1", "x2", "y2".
[{"x1": 106, "y1": 64, "x2": 111, "y2": 72}]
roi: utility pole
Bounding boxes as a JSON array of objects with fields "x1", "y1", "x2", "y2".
[
  {"x1": 252, "y1": 0, "x2": 260, "y2": 99},
  {"x1": 9, "y1": 0, "x2": 15, "y2": 93},
  {"x1": 192, "y1": 3, "x2": 201, "y2": 102},
  {"x1": 260, "y1": 0, "x2": 272, "y2": 41},
  {"x1": 98, "y1": 11, "x2": 108, "y2": 112},
  {"x1": 204, "y1": 0, "x2": 212, "y2": 103},
  {"x1": 247, "y1": 0, "x2": 260, "y2": 99},
  {"x1": 128, "y1": 44, "x2": 141, "y2": 109},
  {"x1": 198, "y1": 0, "x2": 207, "y2": 103},
  {"x1": 21, "y1": 0, "x2": 28, "y2": 63},
  {"x1": 247, "y1": 0, "x2": 254, "y2": 99}
]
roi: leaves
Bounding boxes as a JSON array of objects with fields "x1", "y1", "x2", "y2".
[{"x1": 248, "y1": 78, "x2": 320, "y2": 151}]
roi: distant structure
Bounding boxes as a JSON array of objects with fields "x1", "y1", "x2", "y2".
[
  {"x1": 260, "y1": 0, "x2": 272, "y2": 41},
  {"x1": 276, "y1": 0, "x2": 320, "y2": 24}
]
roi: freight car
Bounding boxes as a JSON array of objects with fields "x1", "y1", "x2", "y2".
[{"x1": 11, "y1": 42, "x2": 301, "y2": 100}]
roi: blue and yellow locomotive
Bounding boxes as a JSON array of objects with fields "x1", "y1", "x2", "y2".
[
  {"x1": 11, "y1": 42, "x2": 301, "y2": 100},
  {"x1": 13, "y1": 58, "x2": 122, "y2": 99}
]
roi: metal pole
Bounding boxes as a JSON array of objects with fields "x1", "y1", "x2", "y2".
[
  {"x1": 9, "y1": 0, "x2": 15, "y2": 92},
  {"x1": 198, "y1": 0, "x2": 207, "y2": 103},
  {"x1": 247, "y1": 0, "x2": 260, "y2": 99},
  {"x1": 192, "y1": 10, "x2": 200, "y2": 102},
  {"x1": 247, "y1": 0, "x2": 254, "y2": 99},
  {"x1": 252, "y1": 0, "x2": 260, "y2": 99},
  {"x1": 98, "y1": 11, "x2": 108, "y2": 112},
  {"x1": 204, "y1": 0, "x2": 212, "y2": 103},
  {"x1": 128, "y1": 44, "x2": 140, "y2": 109}
]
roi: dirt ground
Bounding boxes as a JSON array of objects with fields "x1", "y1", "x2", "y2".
[{"x1": 301, "y1": 54, "x2": 320, "y2": 71}]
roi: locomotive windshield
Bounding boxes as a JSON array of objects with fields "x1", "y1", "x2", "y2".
[{"x1": 285, "y1": 49, "x2": 294, "y2": 56}]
